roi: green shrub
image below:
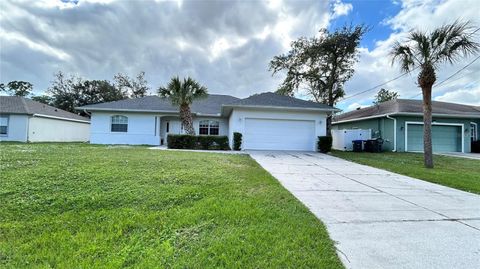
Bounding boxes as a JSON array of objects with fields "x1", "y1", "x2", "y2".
[
  {"x1": 167, "y1": 134, "x2": 196, "y2": 149},
  {"x1": 167, "y1": 134, "x2": 230, "y2": 150},
  {"x1": 233, "y1": 132, "x2": 242, "y2": 150},
  {"x1": 317, "y1": 136, "x2": 332, "y2": 153},
  {"x1": 198, "y1": 135, "x2": 214, "y2": 150}
]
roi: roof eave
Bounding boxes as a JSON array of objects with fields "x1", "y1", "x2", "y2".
[
  {"x1": 222, "y1": 104, "x2": 339, "y2": 113},
  {"x1": 75, "y1": 107, "x2": 179, "y2": 114},
  {"x1": 76, "y1": 107, "x2": 223, "y2": 117},
  {"x1": 333, "y1": 112, "x2": 480, "y2": 124},
  {"x1": 33, "y1": 113, "x2": 90, "y2": 123},
  {"x1": 396, "y1": 112, "x2": 480, "y2": 119}
]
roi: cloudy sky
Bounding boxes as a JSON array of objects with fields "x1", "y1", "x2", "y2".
[{"x1": 1, "y1": 0, "x2": 479, "y2": 111}]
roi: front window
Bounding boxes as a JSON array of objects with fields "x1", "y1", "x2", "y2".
[
  {"x1": 0, "y1": 115, "x2": 8, "y2": 136},
  {"x1": 199, "y1": 120, "x2": 220, "y2": 135},
  {"x1": 111, "y1": 115, "x2": 128, "y2": 132}
]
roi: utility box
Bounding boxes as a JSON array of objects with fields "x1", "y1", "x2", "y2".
[{"x1": 332, "y1": 129, "x2": 372, "y2": 151}]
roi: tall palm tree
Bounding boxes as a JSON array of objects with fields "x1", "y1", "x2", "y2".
[
  {"x1": 391, "y1": 21, "x2": 479, "y2": 168},
  {"x1": 158, "y1": 76, "x2": 208, "y2": 135}
]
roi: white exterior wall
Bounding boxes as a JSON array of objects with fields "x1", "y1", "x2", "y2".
[
  {"x1": 0, "y1": 114, "x2": 29, "y2": 142},
  {"x1": 28, "y1": 117, "x2": 90, "y2": 142},
  {"x1": 228, "y1": 108, "x2": 328, "y2": 150},
  {"x1": 90, "y1": 112, "x2": 161, "y2": 145}
]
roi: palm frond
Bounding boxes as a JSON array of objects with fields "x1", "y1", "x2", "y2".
[
  {"x1": 433, "y1": 20, "x2": 480, "y2": 64},
  {"x1": 409, "y1": 31, "x2": 431, "y2": 63},
  {"x1": 390, "y1": 41, "x2": 416, "y2": 72}
]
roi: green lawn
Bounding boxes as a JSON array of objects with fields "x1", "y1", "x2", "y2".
[
  {"x1": 330, "y1": 151, "x2": 480, "y2": 194},
  {"x1": 0, "y1": 143, "x2": 342, "y2": 268}
]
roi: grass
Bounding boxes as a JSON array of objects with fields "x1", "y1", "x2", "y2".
[
  {"x1": 0, "y1": 143, "x2": 342, "y2": 268},
  {"x1": 330, "y1": 151, "x2": 480, "y2": 194}
]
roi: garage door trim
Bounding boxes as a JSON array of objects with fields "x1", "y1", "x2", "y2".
[{"x1": 405, "y1": 121, "x2": 464, "y2": 153}]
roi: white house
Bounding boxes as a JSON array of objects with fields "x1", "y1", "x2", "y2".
[
  {"x1": 0, "y1": 96, "x2": 90, "y2": 142},
  {"x1": 77, "y1": 92, "x2": 339, "y2": 151}
]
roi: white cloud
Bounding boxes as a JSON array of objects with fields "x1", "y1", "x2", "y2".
[
  {"x1": 346, "y1": 102, "x2": 369, "y2": 111},
  {"x1": 0, "y1": 0, "x2": 332, "y2": 97},
  {"x1": 435, "y1": 86, "x2": 480, "y2": 106},
  {"x1": 332, "y1": 0, "x2": 353, "y2": 18},
  {"x1": 338, "y1": 0, "x2": 480, "y2": 111}
]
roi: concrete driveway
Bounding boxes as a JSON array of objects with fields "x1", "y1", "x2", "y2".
[{"x1": 249, "y1": 151, "x2": 480, "y2": 269}]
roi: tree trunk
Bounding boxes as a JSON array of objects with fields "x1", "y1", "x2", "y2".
[
  {"x1": 326, "y1": 82, "x2": 336, "y2": 137},
  {"x1": 326, "y1": 114, "x2": 332, "y2": 136},
  {"x1": 421, "y1": 86, "x2": 433, "y2": 168},
  {"x1": 418, "y1": 64, "x2": 436, "y2": 168},
  {"x1": 179, "y1": 104, "x2": 195, "y2": 135}
]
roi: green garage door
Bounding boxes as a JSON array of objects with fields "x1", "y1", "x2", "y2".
[{"x1": 407, "y1": 124, "x2": 462, "y2": 152}]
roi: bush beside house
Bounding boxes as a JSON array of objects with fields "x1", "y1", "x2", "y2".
[
  {"x1": 317, "y1": 136, "x2": 332, "y2": 153},
  {"x1": 167, "y1": 134, "x2": 230, "y2": 150},
  {"x1": 233, "y1": 132, "x2": 242, "y2": 151}
]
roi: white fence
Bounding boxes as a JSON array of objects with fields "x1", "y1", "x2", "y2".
[{"x1": 332, "y1": 129, "x2": 372, "y2": 151}]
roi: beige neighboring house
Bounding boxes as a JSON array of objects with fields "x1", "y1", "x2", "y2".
[{"x1": 0, "y1": 96, "x2": 90, "y2": 142}]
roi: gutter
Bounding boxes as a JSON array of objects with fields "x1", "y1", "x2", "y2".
[
  {"x1": 386, "y1": 115, "x2": 397, "y2": 152},
  {"x1": 333, "y1": 113, "x2": 390, "y2": 124},
  {"x1": 333, "y1": 112, "x2": 480, "y2": 124},
  {"x1": 222, "y1": 104, "x2": 340, "y2": 112},
  {"x1": 221, "y1": 104, "x2": 340, "y2": 117},
  {"x1": 33, "y1": 114, "x2": 90, "y2": 123},
  {"x1": 74, "y1": 107, "x2": 179, "y2": 113}
]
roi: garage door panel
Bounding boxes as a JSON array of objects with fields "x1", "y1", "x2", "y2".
[
  {"x1": 244, "y1": 118, "x2": 315, "y2": 151},
  {"x1": 407, "y1": 124, "x2": 462, "y2": 152}
]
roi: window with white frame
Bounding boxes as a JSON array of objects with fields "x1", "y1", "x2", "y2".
[
  {"x1": 111, "y1": 115, "x2": 128, "y2": 132},
  {"x1": 199, "y1": 120, "x2": 219, "y2": 135},
  {"x1": 0, "y1": 115, "x2": 8, "y2": 136}
]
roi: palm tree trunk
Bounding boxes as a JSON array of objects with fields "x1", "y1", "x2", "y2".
[
  {"x1": 419, "y1": 63, "x2": 436, "y2": 168},
  {"x1": 179, "y1": 104, "x2": 195, "y2": 135},
  {"x1": 422, "y1": 86, "x2": 434, "y2": 168}
]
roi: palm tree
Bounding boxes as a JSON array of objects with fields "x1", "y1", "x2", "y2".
[
  {"x1": 158, "y1": 76, "x2": 208, "y2": 135},
  {"x1": 391, "y1": 21, "x2": 479, "y2": 168}
]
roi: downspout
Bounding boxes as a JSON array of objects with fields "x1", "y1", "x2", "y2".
[{"x1": 386, "y1": 115, "x2": 397, "y2": 152}]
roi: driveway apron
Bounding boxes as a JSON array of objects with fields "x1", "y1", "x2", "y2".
[{"x1": 248, "y1": 151, "x2": 480, "y2": 269}]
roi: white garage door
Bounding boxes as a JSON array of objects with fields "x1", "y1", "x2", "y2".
[{"x1": 244, "y1": 118, "x2": 316, "y2": 151}]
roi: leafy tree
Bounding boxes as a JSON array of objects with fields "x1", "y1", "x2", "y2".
[
  {"x1": 373, "y1": 88, "x2": 399, "y2": 104},
  {"x1": 270, "y1": 25, "x2": 368, "y2": 135},
  {"x1": 113, "y1": 71, "x2": 149, "y2": 98},
  {"x1": 31, "y1": 95, "x2": 53, "y2": 105},
  {"x1": 0, "y1": 81, "x2": 33, "y2": 96},
  {"x1": 158, "y1": 77, "x2": 208, "y2": 135},
  {"x1": 47, "y1": 71, "x2": 128, "y2": 114},
  {"x1": 391, "y1": 20, "x2": 479, "y2": 168},
  {"x1": 76, "y1": 80, "x2": 125, "y2": 106}
]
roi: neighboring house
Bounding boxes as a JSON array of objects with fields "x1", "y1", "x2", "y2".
[
  {"x1": 0, "y1": 96, "x2": 90, "y2": 142},
  {"x1": 332, "y1": 99, "x2": 480, "y2": 153},
  {"x1": 76, "y1": 92, "x2": 339, "y2": 151}
]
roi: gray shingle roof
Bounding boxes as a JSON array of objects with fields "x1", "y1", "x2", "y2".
[
  {"x1": 334, "y1": 99, "x2": 480, "y2": 122},
  {"x1": 77, "y1": 94, "x2": 240, "y2": 115},
  {"x1": 0, "y1": 96, "x2": 89, "y2": 121},
  {"x1": 77, "y1": 92, "x2": 338, "y2": 114},
  {"x1": 224, "y1": 92, "x2": 338, "y2": 110}
]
